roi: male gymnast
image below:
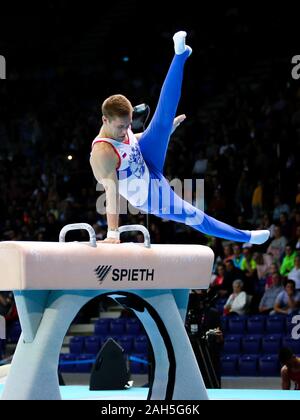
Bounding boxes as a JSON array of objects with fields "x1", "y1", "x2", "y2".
[{"x1": 90, "y1": 31, "x2": 270, "y2": 245}]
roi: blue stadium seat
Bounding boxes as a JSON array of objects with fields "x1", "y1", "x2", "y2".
[
  {"x1": 259, "y1": 355, "x2": 279, "y2": 376},
  {"x1": 282, "y1": 336, "x2": 300, "y2": 354},
  {"x1": 223, "y1": 335, "x2": 242, "y2": 354},
  {"x1": 220, "y1": 316, "x2": 228, "y2": 333},
  {"x1": 125, "y1": 318, "x2": 141, "y2": 334},
  {"x1": 75, "y1": 354, "x2": 94, "y2": 373},
  {"x1": 261, "y1": 334, "x2": 282, "y2": 355},
  {"x1": 221, "y1": 354, "x2": 239, "y2": 376},
  {"x1": 94, "y1": 318, "x2": 112, "y2": 335},
  {"x1": 59, "y1": 353, "x2": 77, "y2": 373},
  {"x1": 247, "y1": 315, "x2": 265, "y2": 334},
  {"x1": 117, "y1": 335, "x2": 134, "y2": 353},
  {"x1": 239, "y1": 355, "x2": 258, "y2": 376},
  {"x1": 227, "y1": 316, "x2": 247, "y2": 334},
  {"x1": 69, "y1": 336, "x2": 85, "y2": 354},
  {"x1": 134, "y1": 335, "x2": 148, "y2": 353},
  {"x1": 110, "y1": 318, "x2": 126, "y2": 334},
  {"x1": 85, "y1": 336, "x2": 101, "y2": 354},
  {"x1": 265, "y1": 315, "x2": 286, "y2": 334},
  {"x1": 242, "y1": 335, "x2": 262, "y2": 354}
]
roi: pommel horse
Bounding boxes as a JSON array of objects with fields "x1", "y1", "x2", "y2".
[{"x1": 0, "y1": 224, "x2": 214, "y2": 400}]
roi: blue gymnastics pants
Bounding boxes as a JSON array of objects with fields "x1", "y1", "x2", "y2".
[{"x1": 138, "y1": 50, "x2": 251, "y2": 243}]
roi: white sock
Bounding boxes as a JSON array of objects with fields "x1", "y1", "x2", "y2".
[
  {"x1": 173, "y1": 31, "x2": 192, "y2": 55},
  {"x1": 249, "y1": 230, "x2": 270, "y2": 245}
]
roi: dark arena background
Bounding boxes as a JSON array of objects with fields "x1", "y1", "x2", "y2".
[{"x1": 1, "y1": 0, "x2": 300, "y2": 403}]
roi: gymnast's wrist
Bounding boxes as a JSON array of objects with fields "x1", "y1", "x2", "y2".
[{"x1": 106, "y1": 228, "x2": 120, "y2": 240}]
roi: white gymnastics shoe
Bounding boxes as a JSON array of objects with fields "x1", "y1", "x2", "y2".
[
  {"x1": 173, "y1": 31, "x2": 192, "y2": 56},
  {"x1": 249, "y1": 230, "x2": 270, "y2": 245}
]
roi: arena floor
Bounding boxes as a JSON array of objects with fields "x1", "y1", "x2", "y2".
[{"x1": 0, "y1": 384, "x2": 299, "y2": 400}]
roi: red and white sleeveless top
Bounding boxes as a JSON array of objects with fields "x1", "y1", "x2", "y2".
[{"x1": 91, "y1": 129, "x2": 150, "y2": 207}]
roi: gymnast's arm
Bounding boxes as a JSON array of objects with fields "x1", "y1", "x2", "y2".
[
  {"x1": 134, "y1": 114, "x2": 187, "y2": 141},
  {"x1": 90, "y1": 142, "x2": 120, "y2": 243}
]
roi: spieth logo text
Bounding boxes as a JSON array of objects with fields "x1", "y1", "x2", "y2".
[{"x1": 94, "y1": 265, "x2": 154, "y2": 283}]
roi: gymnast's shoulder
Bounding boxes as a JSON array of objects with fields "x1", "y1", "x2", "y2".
[{"x1": 90, "y1": 142, "x2": 119, "y2": 175}]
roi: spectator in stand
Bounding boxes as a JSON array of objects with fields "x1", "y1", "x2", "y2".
[
  {"x1": 253, "y1": 252, "x2": 273, "y2": 282},
  {"x1": 240, "y1": 243, "x2": 257, "y2": 294},
  {"x1": 208, "y1": 263, "x2": 228, "y2": 298},
  {"x1": 232, "y1": 243, "x2": 244, "y2": 270},
  {"x1": 258, "y1": 272, "x2": 283, "y2": 314},
  {"x1": 223, "y1": 279, "x2": 249, "y2": 316},
  {"x1": 273, "y1": 194, "x2": 290, "y2": 223},
  {"x1": 279, "y1": 244, "x2": 297, "y2": 278},
  {"x1": 267, "y1": 225, "x2": 288, "y2": 263},
  {"x1": 222, "y1": 259, "x2": 245, "y2": 297},
  {"x1": 223, "y1": 244, "x2": 234, "y2": 264},
  {"x1": 288, "y1": 254, "x2": 300, "y2": 290},
  {"x1": 273, "y1": 279, "x2": 300, "y2": 315},
  {"x1": 265, "y1": 262, "x2": 280, "y2": 289}
]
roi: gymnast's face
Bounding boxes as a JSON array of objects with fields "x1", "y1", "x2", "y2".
[{"x1": 103, "y1": 115, "x2": 132, "y2": 142}]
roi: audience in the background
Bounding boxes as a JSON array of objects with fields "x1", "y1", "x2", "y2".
[
  {"x1": 232, "y1": 243, "x2": 244, "y2": 270},
  {"x1": 265, "y1": 262, "x2": 280, "y2": 290},
  {"x1": 240, "y1": 244, "x2": 257, "y2": 295},
  {"x1": 223, "y1": 280, "x2": 249, "y2": 316},
  {"x1": 287, "y1": 255, "x2": 300, "y2": 290},
  {"x1": 267, "y1": 226, "x2": 288, "y2": 263},
  {"x1": 273, "y1": 279, "x2": 300, "y2": 315},
  {"x1": 258, "y1": 273, "x2": 283, "y2": 314},
  {"x1": 279, "y1": 244, "x2": 297, "y2": 278}
]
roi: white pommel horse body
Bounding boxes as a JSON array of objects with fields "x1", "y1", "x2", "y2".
[{"x1": 0, "y1": 224, "x2": 214, "y2": 400}]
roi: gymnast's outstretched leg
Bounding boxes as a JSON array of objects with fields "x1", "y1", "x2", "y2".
[
  {"x1": 139, "y1": 31, "x2": 192, "y2": 173},
  {"x1": 144, "y1": 173, "x2": 270, "y2": 244},
  {"x1": 137, "y1": 32, "x2": 269, "y2": 244}
]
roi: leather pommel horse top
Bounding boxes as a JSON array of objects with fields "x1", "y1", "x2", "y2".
[{"x1": 0, "y1": 241, "x2": 214, "y2": 290}]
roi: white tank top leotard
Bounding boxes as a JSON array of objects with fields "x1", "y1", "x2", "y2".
[{"x1": 91, "y1": 129, "x2": 150, "y2": 207}]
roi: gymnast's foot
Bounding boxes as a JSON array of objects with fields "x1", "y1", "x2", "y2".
[
  {"x1": 249, "y1": 229, "x2": 270, "y2": 245},
  {"x1": 173, "y1": 31, "x2": 192, "y2": 56}
]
